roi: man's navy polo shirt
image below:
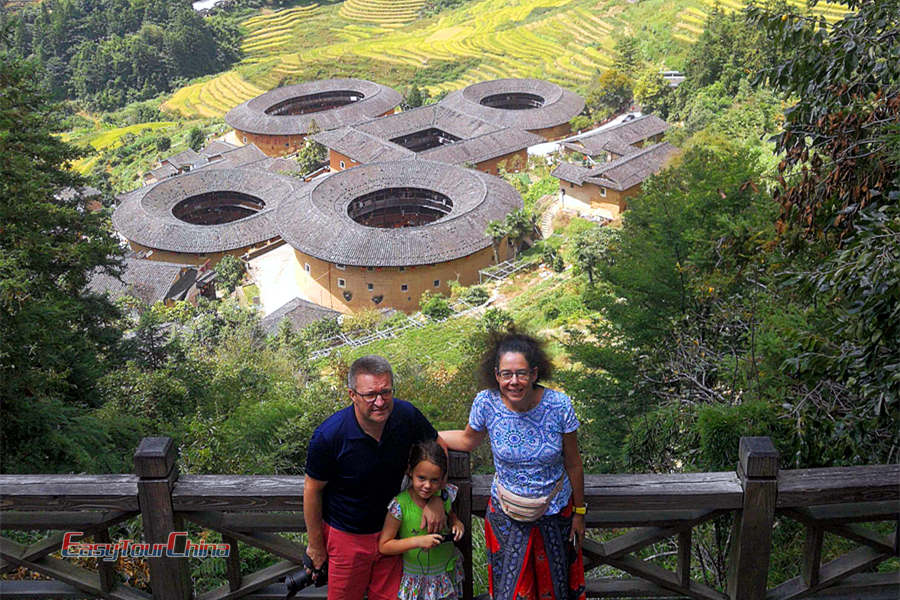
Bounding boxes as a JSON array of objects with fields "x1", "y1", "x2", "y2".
[{"x1": 305, "y1": 398, "x2": 437, "y2": 534}]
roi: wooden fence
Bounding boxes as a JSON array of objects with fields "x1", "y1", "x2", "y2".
[{"x1": 1, "y1": 437, "x2": 897, "y2": 599}]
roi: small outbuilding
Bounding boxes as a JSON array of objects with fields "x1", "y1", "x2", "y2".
[
  {"x1": 276, "y1": 160, "x2": 522, "y2": 313},
  {"x1": 439, "y1": 78, "x2": 585, "y2": 141},
  {"x1": 561, "y1": 114, "x2": 669, "y2": 162},
  {"x1": 552, "y1": 142, "x2": 678, "y2": 219},
  {"x1": 224, "y1": 78, "x2": 403, "y2": 157}
]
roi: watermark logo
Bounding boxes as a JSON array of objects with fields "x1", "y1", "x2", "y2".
[{"x1": 61, "y1": 532, "x2": 230, "y2": 561}]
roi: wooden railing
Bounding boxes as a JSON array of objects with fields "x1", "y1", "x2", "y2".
[{"x1": 1, "y1": 437, "x2": 897, "y2": 599}]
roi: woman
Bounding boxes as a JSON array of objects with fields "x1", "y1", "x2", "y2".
[{"x1": 441, "y1": 332, "x2": 586, "y2": 600}]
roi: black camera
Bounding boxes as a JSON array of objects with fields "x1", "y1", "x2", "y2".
[
  {"x1": 284, "y1": 551, "x2": 327, "y2": 599},
  {"x1": 439, "y1": 532, "x2": 456, "y2": 544}
]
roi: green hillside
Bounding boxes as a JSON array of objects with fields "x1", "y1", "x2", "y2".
[{"x1": 162, "y1": 0, "x2": 848, "y2": 118}]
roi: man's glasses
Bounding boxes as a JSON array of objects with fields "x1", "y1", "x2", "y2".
[
  {"x1": 353, "y1": 388, "x2": 393, "y2": 403},
  {"x1": 496, "y1": 369, "x2": 533, "y2": 382}
]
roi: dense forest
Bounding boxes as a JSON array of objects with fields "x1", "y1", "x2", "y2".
[
  {"x1": 0, "y1": 0, "x2": 242, "y2": 109},
  {"x1": 0, "y1": 0, "x2": 897, "y2": 590}
]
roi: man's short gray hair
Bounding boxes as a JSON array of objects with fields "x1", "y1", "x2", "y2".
[{"x1": 348, "y1": 355, "x2": 394, "y2": 390}]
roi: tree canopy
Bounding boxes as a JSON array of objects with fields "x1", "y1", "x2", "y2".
[{"x1": 0, "y1": 51, "x2": 123, "y2": 471}]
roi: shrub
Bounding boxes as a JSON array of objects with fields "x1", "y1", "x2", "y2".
[
  {"x1": 420, "y1": 292, "x2": 452, "y2": 320},
  {"x1": 215, "y1": 255, "x2": 244, "y2": 293},
  {"x1": 479, "y1": 307, "x2": 514, "y2": 333},
  {"x1": 460, "y1": 285, "x2": 489, "y2": 305}
]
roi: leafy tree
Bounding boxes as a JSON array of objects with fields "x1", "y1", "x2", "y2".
[
  {"x1": 503, "y1": 208, "x2": 538, "y2": 257},
  {"x1": 572, "y1": 225, "x2": 616, "y2": 286},
  {"x1": 485, "y1": 219, "x2": 508, "y2": 263},
  {"x1": 296, "y1": 138, "x2": 328, "y2": 173},
  {"x1": 632, "y1": 66, "x2": 672, "y2": 117},
  {"x1": 748, "y1": 0, "x2": 900, "y2": 462},
  {"x1": 187, "y1": 126, "x2": 205, "y2": 152},
  {"x1": 599, "y1": 142, "x2": 770, "y2": 347},
  {"x1": 612, "y1": 36, "x2": 640, "y2": 77},
  {"x1": 0, "y1": 52, "x2": 123, "y2": 472},
  {"x1": 405, "y1": 84, "x2": 425, "y2": 108},
  {"x1": 215, "y1": 254, "x2": 245, "y2": 294},
  {"x1": 585, "y1": 69, "x2": 633, "y2": 119},
  {"x1": 569, "y1": 115, "x2": 592, "y2": 132},
  {"x1": 155, "y1": 135, "x2": 171, "y2": 153}
]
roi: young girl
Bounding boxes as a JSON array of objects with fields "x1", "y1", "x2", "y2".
[{"x1": 379, "y1": 440, "x2": 465, "y2": 600}]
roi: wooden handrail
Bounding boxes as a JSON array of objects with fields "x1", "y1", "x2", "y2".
[{"x1": 0, "y1": 438, "x2": 897, "y2": 600}]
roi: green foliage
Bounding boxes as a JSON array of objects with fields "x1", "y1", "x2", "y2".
[
  {"x1": 632, "y1": 65, "x2": 672, "y2": 117},
  {"x1": 585, "y1": 69, "x2": 633, "y2": 119},
  {"x1": 420, "y1": 291, "x2": 452, "y2": 320},
  {"x1": 0, "y1": 51, "x2": 124, "y2": 473},
  {"x1": 623, "y1": 405, "x2": 697, "y2": 472},
  {"x1": 676, "y1": 7, "x2": 773, "y2": 104},
  {"x1": 612, "y1": 36, "x2": 641, "y2": 77},
  {"x1": 404, "y1": 84, "x2": 425, "y2": 109},
  {"x1": 747, "y1": 0, "x2": 900, "y2": 464},
  {"x1": 188, "y1": 126, "x2": 205, "y2": 152},
  {"x1": 599, "y1": 142, "x2": 771, "y2": 346},
  {"x1": 460, "y1": 285, "x2": 489, "y2": 306},
  {"x1": 572, "y1": 225, "x2": 616, "y2": 286},
  {"x1": 479, "y1": 307, "x2": 514, "y2": 334},
  {"x1": 155, "y1": 135, "x2": 172, "y2": 153},
  {"x1": 569, "y1": 115, "x2": 592, "y2": 132},
  {"x1": 697, "y1": 401, "x2": 791, "y2": 471},
  {"x1": 215, "y1": 255, "x2": 245, "y2": 293},
  {"x1": 295, "y1": 137, "x2": 327, "y2": 173},
  {"x1": 14, "y1": 0, "x2": 242, "y2": 110}
]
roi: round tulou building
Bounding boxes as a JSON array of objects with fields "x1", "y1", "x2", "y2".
[
  {"x1": 113, "y1": 168, "x2": 301, "y2": 265},
  {"x1": 439, "y1": 78, "x2": 585, "y2": 141},
  {"x1": 224, "y1": 78, "x2": 403, "y2": 157},
  {"x1": 276, "y1": 160, "x2": 522, "y2": 313}
]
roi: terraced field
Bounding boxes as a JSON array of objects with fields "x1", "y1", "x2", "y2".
[
  {"x1": 163, "y1": 71, "x2": 266, "y2": 118},
  {"x1": 241, "y1": 4, "x2": 321, "y2": 59},
  {"x1": 339, "y1": 0, "x2": 425, "y2": 27},
  {"x1": 162, "y1": 0, "x2": 853, "y2": 119},
  {"x1": 672, "y1": 0, "x2": 850, "y2": 43}
]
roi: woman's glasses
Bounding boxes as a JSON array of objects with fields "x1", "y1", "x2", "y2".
[{"x1": 496, "y1": 369, "x2": 533, "y2": 382}]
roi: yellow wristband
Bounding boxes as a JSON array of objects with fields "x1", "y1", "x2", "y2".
[{"x1": 573, "y1": 505, "x2": 587, "y2": 515}]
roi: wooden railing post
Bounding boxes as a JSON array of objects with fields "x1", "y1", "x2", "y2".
[
  {"x1": 727, "y1": 436, "x2": 779, "y2": 600},
  {"x1": 448, "y1": 450, "x2": 473, "y2": 600},
  {"x1": 134, "y1": 437, "x2": 192, "y2": 600}
]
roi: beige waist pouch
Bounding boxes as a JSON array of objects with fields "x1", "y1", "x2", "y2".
[{"x1": 495, "y1": 477, "x2": 564, "y2": 522}]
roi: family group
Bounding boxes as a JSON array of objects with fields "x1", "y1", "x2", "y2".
[{"x1": 302, "y1": 332, "x2": 586, "y2": 600}]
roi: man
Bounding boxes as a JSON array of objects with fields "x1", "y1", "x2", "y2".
[{"x1": 304, "y1": 355, "x2": 446, "y2": 600}]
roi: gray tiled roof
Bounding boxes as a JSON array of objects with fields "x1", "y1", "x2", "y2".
[
  {"x1": 261, "y1": 297, "x2": 340, "y2": 334},
  {"x1": 440, "y1": 79, "x2": 584, "y2": 131},
  {"x1": 313, "y1": 127, "x2": 415, "y2": 163},
  {"x1": 200, "y1": 140, "x2": 239, "y2": 158},
  {"x1": 552, "y1": 142, "x2": 678, "y2": 190},
  {"x1": 88, "y1": 258, "x2": 187, "y2": 305},
  {"x1": 198, "y1": 143, "x2": 268, "y2": 170},
  {"x1": 276, "y1": 161, "x2": 523, "y2": 267},
  {"x1": 420, "y1": 128, "x2": 542, "y2": 165},
  {"x1": 224, "y1": 79, "x2": 402, "y2": 136},
  {"x1": 113, "y1": 168, "x2": 304, "y2": 254},
  {"x1": 562, "y1": 114, "x2": 669, "y2": 156},
  {"x1": 149, "y1": 163, "x2": 178, "y2": 180},
  {"x1": 312, "y1": 104, "x2": 542, "y2": 167},
  {"x1": 164, "y1": 149, "x2": 205, "y2": 169}
]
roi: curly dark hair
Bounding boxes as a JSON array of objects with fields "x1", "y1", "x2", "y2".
[{"x1": 477, "y1": 331, "x2": 552, "y2": 390}]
